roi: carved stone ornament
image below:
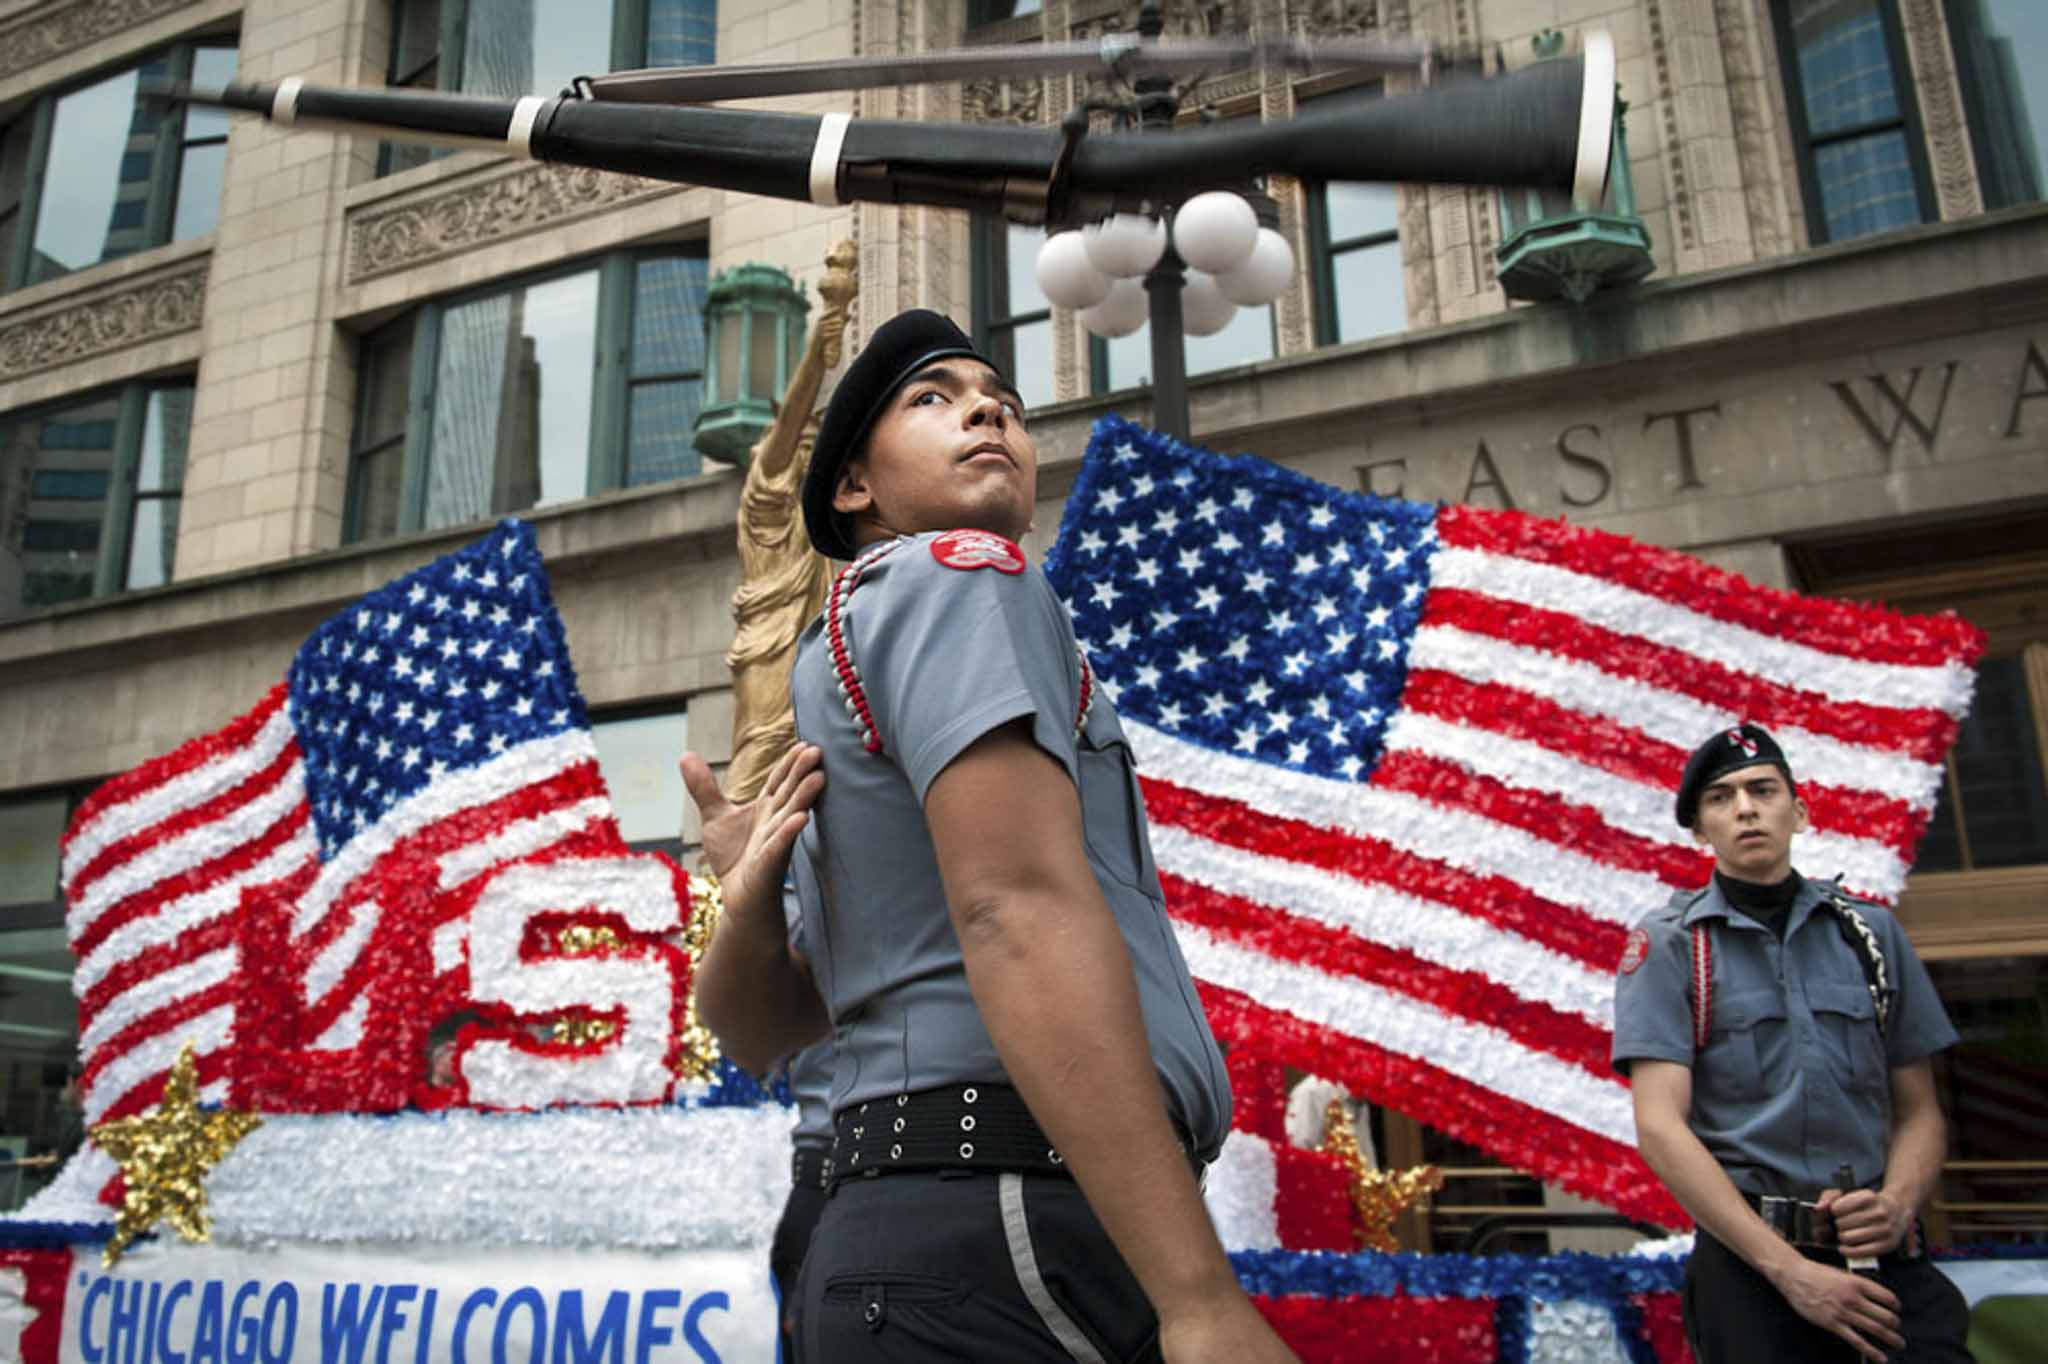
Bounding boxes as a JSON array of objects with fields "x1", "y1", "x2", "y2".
[
  {"x1": 1716, "y1": 0, "x2": 1791, "y2": 259},
  {"x1": 0, "y1": 265, "x2": 206, "y2": 382},
  {"x1": 1898, "y1": 0, "x2": 1983, "y2": 221},
  {"x1": 0, "y1": 0, "x2": 204, "y2": 83},
  {"x1": 1302, "y1": 0, "x2": 1382, "y2": 38},
  {"x1": 963, "y1": 75, "x2": 1046, "y2": 125},
  {"x1": 346, "y1": 163, "x2": 671, "y2": 283},
  {"x1": 1643, "y1": 0, "x2": 1697, "y2": 253}
]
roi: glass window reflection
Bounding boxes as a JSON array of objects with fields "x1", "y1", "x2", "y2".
[
  {"x1": 1318, "y1": 180, "x2": 1405, "y2": 346},
  {"x1": 1780, "y1": 0, "x2": 1929, "y2": 242},
  {"x1": 468, "y1": 0, "x2": 615, "y2": 101},
  {"x1": 13, "y1": 42, "x2": 234, "y2": 293},
  {"x1": 645, "y1": 0, "x2": 717, "y2": 69},
  {"x1": 1, "y1": 395, "x2": 118, "y2": 613},
  {"x1": 124, "y1": 387, "x2": 193, "y2": 592},
  {"x1": 978, "y1": 221, "x2": 1055, "y2": 411},
  {"x1": 1948, "y1": 0, "x2": 2048, "y2": 210},
  {"x1": 0, "y1": 795, "x2": 65, "y2": 908},
  {"x1": 348, "y1": 246, "x2": 712, "y2": 542},
  {"x1": 29, "y1": 68, "x2": 145, "y2": 282},
  {"x1": 627, "y1": 254, "x2": 709, "y2": 487},
  {"x1": 426, "y1": 270, "x2": 599, "y2": 529},
  {"x1": 1104, "y1": 304, "x2": 1278, "y2": 393}
]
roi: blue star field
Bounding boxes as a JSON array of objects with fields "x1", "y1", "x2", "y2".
[
  {"x1": 1044, "y1": 415, "x2": 1441, "y2": 783},
  {"x1": 285, "y1": 520, "x2": 591, "y2": 859}
]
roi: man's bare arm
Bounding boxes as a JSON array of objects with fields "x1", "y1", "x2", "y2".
[
  {"x1": 1824, "y1": 1060, "x2": 1945, "y2": 1258},
  {"x1": 926, "y1": 722, "x2": 1296, "y2": 1364},
  {"x1": 683, "y1": 745, "x2": 831, "y2": 1074},
  {"x1": 1631, "y1": 1060, "x2": 1901, "y2": 1361}
]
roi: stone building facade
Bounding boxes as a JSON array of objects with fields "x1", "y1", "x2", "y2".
[{"x1": 1, "y1": 0, "x2": 2042, "y2": 1242}]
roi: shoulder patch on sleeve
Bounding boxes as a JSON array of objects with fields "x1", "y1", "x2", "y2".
[
  {"x1": 930, "y1": 529, "x2": 1026, "y2": 575},
  {"x1": 1618, "y1": 926, "x2": 1650, "y2": 975}
]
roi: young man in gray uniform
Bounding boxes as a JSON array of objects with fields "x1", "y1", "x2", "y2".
[
  {"x1": 683, "y1": 309, "x2": 1295, "y2": 1363},
  {"x1": 1613, "y1": 723, "x2": 1972, "y2": 1364},
  {"x1": 768, "y1": 890, "x2": 833, "y2": 1361}
]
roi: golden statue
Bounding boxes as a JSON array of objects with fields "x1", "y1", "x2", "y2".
[{"x1": 724, "y1": 240, "x2": 857, "y2": 802}]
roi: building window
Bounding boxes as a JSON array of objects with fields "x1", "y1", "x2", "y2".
[
  {"x1": 1918, "y1": 648, "x2": 2048, "y2": 873},
  {"x1": 0, "y1": 380, "x2": 194, "y2": 619},
  {"x1": 1310, "y1": 181, "x2": 1405, "y2": 346},
  {"x1": 347, "y1": 246, "x2": 709, "y2": 542},
  {"x1": 1923, "y1": 954, "x2": 2048, "y2": 1244},
  {"x1": 0, "y1": 39, "x2": 236, "y2": 293},
  {"x1": 971, "y1": 218, "x2": 1055, "y2": 412},
  {"x1": 1774, "y1": 0, "x2": 1935, "y2": 244},
  {"x1": 967, "y1": 0, "x2": 1042, "y2": 26},
  {"x1": 967, "y1": 217, "x2": 1280, "y2": 403},
  {"x1": 1791, "y1": 511, "x2": 2048, "y2": 884},
  {"x1": 1304, "y1": 84, "x2": 1406, "y2": 346},
  {"x1": 1094, "y1": 287, "x2": 1278, "y2": 395},
  {"x1": 380, "y1": 0, "x2": 717, "y2": 175},
  {"x1": 0, "y1": 785, "x2": 94, "y2": 1212},
  {"x1": 592, "y1": 709, "x2": 688, "y2": 859},
  {"x1": 1945, "y1": 0, "x2": 2047, "y2": 212}
]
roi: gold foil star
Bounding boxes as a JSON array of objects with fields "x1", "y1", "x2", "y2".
[
  {"x1": 90, "y1": 1041, "x2": 261, "y2": 1266},
  {"x1": 673, "y1": 870, "x2": 725, "y2": 1082},
  {"x1": 1317, "y1": 1097, "x2": 1444, "y2": 1252}
]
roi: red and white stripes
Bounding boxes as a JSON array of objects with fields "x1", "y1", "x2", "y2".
[
  {"x1": 1135, "y1": 505, "x2": 1977, "y2": 1223},
  {"x1": 60, "y1": 687, "x2": 313, "y2": 1127}
]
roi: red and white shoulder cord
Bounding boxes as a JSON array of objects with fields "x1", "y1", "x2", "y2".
[{"x1": 825, "y1": 538, "x2": 1094, "y2": 757}]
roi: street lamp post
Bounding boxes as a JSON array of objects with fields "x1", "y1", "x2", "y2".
[
  {"x1": 1134, "y1": 3, "x2": 1191, "y2": 440},
  {"x1": 1033, "y1": 2, "x2": 1300, "y2": 441}
]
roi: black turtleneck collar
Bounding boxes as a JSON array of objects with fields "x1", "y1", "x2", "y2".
[{"x1": 1715, "y1": 868, "x2": 1802, "y2": 936}]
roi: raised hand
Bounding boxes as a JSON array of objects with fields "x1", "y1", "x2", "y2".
[{"x1": 679, "y1": 743, "x2": 823, "y2": 922}]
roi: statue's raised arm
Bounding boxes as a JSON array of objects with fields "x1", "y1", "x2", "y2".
[{"x1": 724, "y1": 241, "x2": 857, "y2": 803}]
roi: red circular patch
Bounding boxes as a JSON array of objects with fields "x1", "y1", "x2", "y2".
[
  {"x1": 1617, "y1": 926, "x2": 1650, "y2": 976},
  {"x1": 930, "y1": 529, "x2": 1026, "y2": 575}
]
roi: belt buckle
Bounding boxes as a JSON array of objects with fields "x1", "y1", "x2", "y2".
[{"x1": 1759, "y1": 1195, "x2": 1834, "y2": 1248}]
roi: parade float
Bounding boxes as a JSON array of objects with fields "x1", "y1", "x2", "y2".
[{"x1": 0, "y1": 21, "x2": 2025, "y2": 1353}]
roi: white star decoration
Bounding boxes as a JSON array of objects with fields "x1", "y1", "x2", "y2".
[
  {"x1": 1063, "y1": 446, "x2": 1434, "y2": 778},
  {"x1": 294, "y1": 533, "x2": 580, "y2": 855}
]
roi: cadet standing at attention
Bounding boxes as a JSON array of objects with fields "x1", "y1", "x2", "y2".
[
  {"x1": 1614, "y1": 723, "x2": 1973, "y2": 1363},
  {"x1": 682, "y1": 309, "x2": 1296, "y2": 1363}
]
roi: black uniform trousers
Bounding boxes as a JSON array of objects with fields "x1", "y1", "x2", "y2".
[
  {"x1": 772, "y1": 1142, "x2": 833, "y2": 1363},
  {"x1": 794, "y1": 1169, "x2": 1162, "y2": 1363},
  {"x1": 1685, "y1": 1229, "x2": 1975, "y2": 1364}
]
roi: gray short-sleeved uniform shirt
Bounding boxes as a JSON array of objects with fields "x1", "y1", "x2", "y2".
[
  {"x1": 1611, "y1": 873, "x2": 1958, "y2": 1197},
  {"x1": 787, "y1": 531, "x2": 1231, "y2": 1157},
  {"x1": 782, "y1": 886, "x2": 834, "y2": 1148}
]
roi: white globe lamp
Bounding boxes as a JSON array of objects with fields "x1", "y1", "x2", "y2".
[
  {"x1": 1172, "y1": 191, "x2": 1258, "y2": 275},
  {"x1": 1217, "y1": 227, "x2": 1297, "y2": 307},
  {"x1": 1078, "y1": 276, "x2": 1149, "y2": 338},
  {"x1": 1179, "y1": 270, "x2": 1238, "y2": 337},
  {"x1": 1034, "y1": 231, "x2": 1111, "y2": 310},
  {"x1": 1083, "y1": 213, "x2": 1167, "y2": 279}
]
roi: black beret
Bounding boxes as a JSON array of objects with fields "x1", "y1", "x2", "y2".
[
  {"x1": 801, "y1": 309, "x2": 999, "y2": 561},
  {"x1": 1674, "y1": 723, "x2": 1796, "y2": 828}
]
